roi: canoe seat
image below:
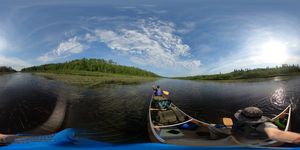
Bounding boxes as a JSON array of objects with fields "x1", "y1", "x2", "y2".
[{"x1": 158, "y1": 110, "x2": 178, "y2": 125}]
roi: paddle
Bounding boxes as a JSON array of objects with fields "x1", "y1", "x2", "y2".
[
  {"x1": 163, "y1": 90, "x2": 170, "y2": 96},
  {"x1": 222, "y1": 117, "x2": 233, "y2": 128}
]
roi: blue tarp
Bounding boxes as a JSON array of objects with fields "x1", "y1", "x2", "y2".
[{"x1": 1, "y1": 129, "x2": 299, "y2": 150}]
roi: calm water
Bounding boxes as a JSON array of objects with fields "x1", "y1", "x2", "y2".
[{"x1": 0, "y1": 73, "x2": 300, "y2": 144}]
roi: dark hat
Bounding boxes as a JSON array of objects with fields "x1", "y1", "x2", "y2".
[{"x1": 234, "y1": 107, "x2": 269, "y2": 124}]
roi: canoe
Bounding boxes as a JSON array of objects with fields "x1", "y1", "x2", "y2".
[
  {"x1": 148, "y1": 93, "x2": 292, "y2": 147},
  {"x1": 3, "y1": 129, "x2": 300, "y2": 150}
]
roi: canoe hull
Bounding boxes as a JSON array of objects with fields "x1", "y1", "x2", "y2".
[{"x1": 148, "y1": 93, "x2": 292, "y2": 147}]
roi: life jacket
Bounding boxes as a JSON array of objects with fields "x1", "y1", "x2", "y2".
[
  {"x1": 232, "y1": 121, "x2": 269, "y2": 139},
  {"x1": 155, "y1": 88, "x2": 163, "y2": 96}
]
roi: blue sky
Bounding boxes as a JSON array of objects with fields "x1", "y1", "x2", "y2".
[{"x1": 0, "y1": 0, "x2": 300, "y2": 76}]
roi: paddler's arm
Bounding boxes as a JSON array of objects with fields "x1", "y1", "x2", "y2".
[
  {"x1": 0, "y1": 134, "x2": 7, "y2": 144},
  {"x1": 264, "y1": 128, "x2": 300, "y2": 144},
  {"x1": 0, "y1": 134, "x2": 17, "y2": 145}
]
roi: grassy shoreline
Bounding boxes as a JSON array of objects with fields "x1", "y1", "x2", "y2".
[
  {"x1": 0, "y1": 72, "x2": 16, "y2": 75},
  {"x1": 31, "y1": 71, "x2": 158, "y2": 88},
  {"x1": 177, "y1": 65, "x2": 300, "y2": 81},
  {"x1": 177, "y1": 72, "x2": 300, "y2": 81}
]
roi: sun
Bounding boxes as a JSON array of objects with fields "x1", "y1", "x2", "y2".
[{"x1": 258, "y1": 40, "x2": 288, "y2": 64}]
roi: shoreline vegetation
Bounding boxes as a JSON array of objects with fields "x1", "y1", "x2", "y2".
[
  {"x1": 32, "y1": 72, "x2": 158, "y2": 88},
  {"x1": 7, "y1": 58, "x2": 300, "y2": 85},
  {"x1": 21, "y1": 58, "x2": 159, "y2": 87},
  {"x1": 0, "y1": 66, "x2": 16, "y2": 74},
  {"x1": 177, "y1": 64, "x2": 300, "y2": 81}
]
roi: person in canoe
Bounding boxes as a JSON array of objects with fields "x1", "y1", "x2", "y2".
[
  {"x1": 152, "y1": 85, "x2": 163, "y2": 96},
  {"x1": 232, "y1": 106, "x2": 300, "y2": 144}
]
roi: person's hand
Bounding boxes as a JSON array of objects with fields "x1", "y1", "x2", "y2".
[
  {"x1": 0, "y1": 134, "x2": 17, "y2": 145},
  {"x1": 0, "y1": 134, "x2": 7, "y2": 145},
  {"x1": 292, "y1": 136, "x2": 300, "y2": 144}
]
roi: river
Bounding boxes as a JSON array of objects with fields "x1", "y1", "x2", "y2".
[{"x1": 0, "y1": 73, "x2": 299, "y2": 144}]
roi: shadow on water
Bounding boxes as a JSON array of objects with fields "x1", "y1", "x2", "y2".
[
  {"x1": 0, "y1": 73, "x2": 78, "y2": 134},
  {"x1": 1, "y1": 73, "x2": 300, "y2": 145},
  {"x1": 62, "y1": 84, "x2": 154, "y2": 143}
]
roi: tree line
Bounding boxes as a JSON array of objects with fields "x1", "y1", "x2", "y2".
[
  {"x1": 21, "y1": 58, "x2": 159, "y2": 77},
  {"x1": 0, "y1": 66, "x2": 16, "y2": 72},
  {"x1": 182, "y1": 64, "x2": 300, "y2": 80}
]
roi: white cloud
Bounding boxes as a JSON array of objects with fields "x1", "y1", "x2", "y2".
[
  {"x1": 84, "y1": 33, "x2": 98, "y2": 42},
  {"x1": 38, "y1": 36, "x2": 85, "y2": 62},
  {"x1": 54, "y1": 37, "x2": 83, "y2": 55},
  {"x1": 36, "y1": 18, "x2": 201, "y2": 75},
  {"x1": 87, "y1": 18, "x2": 201, "y2": 74},
  {"x1": 0, "y1": 55, "x2": 31, "y2": 71}
]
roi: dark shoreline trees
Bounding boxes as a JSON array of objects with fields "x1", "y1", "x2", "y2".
[
  {"x1": 181, "y1": 64, "x2": 300, "y2": 80},
  {"x1": 0, "y1": 66, "x2": 16, "y2": 73},
  {"x1": 21, "y1": 58, "x2": 158, "y2": 77}
]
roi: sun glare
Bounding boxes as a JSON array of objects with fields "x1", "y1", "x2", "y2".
[{"x1": 258, "y1": 40, "x2": 288, "y2": 64}]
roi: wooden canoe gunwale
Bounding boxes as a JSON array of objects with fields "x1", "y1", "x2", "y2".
[
  {"x1": 154, "y1": 118, "x2": 194, "y2": 128},
  {"x1": 271, "y1": 104, "x2": 291, "y2": 131},
  {"x1": 148, "y1": 92, "x2": 292, "y2": 147},
  {"x1": 258, "y1": 104, "x2": 292, "y2": 146},
  {"x1": 148, "y1": 94, "x2": 165, "y2": 143}
]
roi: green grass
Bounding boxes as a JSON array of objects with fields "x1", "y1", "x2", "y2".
[{"x1": 32, "y1": 71, "x2": 158, "y2": 88}]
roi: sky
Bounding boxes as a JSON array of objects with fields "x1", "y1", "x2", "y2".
[{"x1": 0, "y1": 0, "x2": 300, "y2": 77}]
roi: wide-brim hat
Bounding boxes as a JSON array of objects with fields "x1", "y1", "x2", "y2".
[{"x1": 234, "y1": 107, "x2": 269, "y2": 124}]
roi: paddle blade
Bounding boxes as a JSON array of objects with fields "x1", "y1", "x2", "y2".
[
  {"x1": 223, "y1": 117, "x2": 233, "y2": 128},
  {"x1": 163, "y1": 91, "x2": 170, "y2": 96}
]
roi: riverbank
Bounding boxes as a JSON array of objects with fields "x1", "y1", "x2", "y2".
[
  {"x1": 178, "y1": 72, "x2": 300, "y2": 81},
  {"x1": 0, "y1": 72, "x2": 15, "y2": 75},
  {"x1": 177, "y1": 65, "x2": 300, "y2": 81},
  {"x1": 32, "y1": 71, "x2": 158, "y2": 88}
]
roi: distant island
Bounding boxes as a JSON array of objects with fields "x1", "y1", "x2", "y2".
[
  {"x1": 22, "y1": 58, "x2": 159, "y2": 87},
  {"x1": 178, "y1": 64, "x2": 300, "y2": 80},
  {"x1": 0, "y1": 66, "x2": 16, "y2": 73}
]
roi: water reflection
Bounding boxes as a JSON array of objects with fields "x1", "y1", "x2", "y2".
[
  {"x1": 270, "y1": 88, "x2": 287, "y2": 107},
  {"x1": 0, "y1": 73, "x2": 78, "y2": 134},
  {"x1": 273, "y1": 76, "x2": 283, "y2": 82},
  {"x1": 1, "y1": 73, "x2": 300, "y2": 143}
]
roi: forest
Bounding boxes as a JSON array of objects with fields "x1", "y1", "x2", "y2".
[
  {"x1": 181, "y1": 64, "x2": 300, "y2": 80},
  {"x1": 0, "y1": 66, "x2": 16, "y2": 73},
  {"x1": 21, "y1": 58, "x2": 158, "y2": 77}
]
